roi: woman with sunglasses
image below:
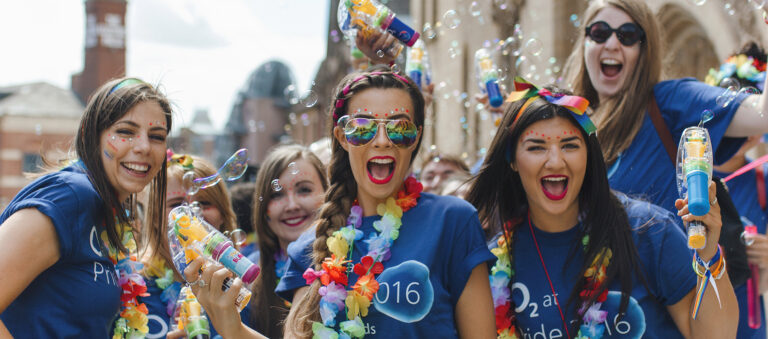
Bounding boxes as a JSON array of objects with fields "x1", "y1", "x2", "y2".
[
  {"x1": 563, "y1": 0, "x2": 768, "y2": 215},
  {"x1": 468, "y1": 80, "x2": 738, "y2": 338},
  {"x1": 0, "y1": 78, "x2": 172, "y2": 338},
  {"x1": 185, "y1": 69, "x2": 496, "y2": 338}
]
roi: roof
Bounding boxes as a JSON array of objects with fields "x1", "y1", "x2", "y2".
[{"x1": 0, "y1": 82, "x2": 84, "y2": 118}]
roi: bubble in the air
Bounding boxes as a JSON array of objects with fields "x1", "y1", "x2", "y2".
[
  {"x1": 248, "y1": 120, "x2": 257, "y2": 133},
  {"x1": 700, "y1": 109, "x2": 714, "y2": 125},
  {"x1": 423, "y1": 23, "x2": 437, "y2": 39},
  {"x1": 449, "y1": 40, "x2": 462, "y2": 58},
  {"x1": 719, "y1": 77, "x2": 740, "y2": 91},
  {"x1": 724, "y1": 2, "x2": 735, "y2": 15},
  {"x1": 548, "y1": 57, "x2": 557, "y2": 64},
  {"x1": 391, "y1": 63, "x2": 400, "y2": 73},
  {"x1": 494, "y1": 0, "x2": 507, "y2": 10},
  {"x1": 271, "y1": 179, "x2": 282, "y2": 192},
  {"x1": 284, "y1": 85, "x2": 299, "y2": 105},
  {"x1": 288, "y1": 162, "x2": 300, "y2": 175},
  {"x1": 715, "y1": 90, "x2": 737, "y2": 108},
  {"x1": 687, "y1": 0, "x2": 706, "y2": 5},
  {"x1": 750, "y1": 0, "x2": 766, "y2": 10},
  {"x1": 258, "y1": 196, "x2": 264, "y2": 202},
  {"x1": 182, "y1": 171, "x2": 200, "y2": 196},
  {"x1": 502, "y1": 36, "x2": 520, "y2": 56},
  {"x1": 513, "y1": 24, "x2": 524, "y2": 40},
  {"x1": 330, "y1": 30, "x2": 341, "y2": 43},
  {"x1": 443, "y1": 10, "x2": 461, "y2": 29},
  {"x1": 229, "y1": 229, "x2": 247, "y2": 246},
  {"x1": 569, "y1": 14, "x2": 580, "y2": 27},
  {"x1": 301, "y1": 91, "x2": 318, "y2": 107},
  {"x1": 376, "y1": 50, "x2": 385, "y2": 58},
  {"x1": 470, "y1": 2, "x2": 482, "y2": 17},
  {"x1": 525, "y1": 38, "x2": 543, "y2": 56}
]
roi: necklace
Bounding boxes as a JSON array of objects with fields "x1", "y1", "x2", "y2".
[
  {"x1": 106, "y1": 217, "x2": 150, "y2": 338},
  {"x1": 144, "y1": 257, "x2": 182, "y2": 318},
  {"x1": 303, "y1": 177, "x2": 422, "y2": 338},
  {"x1": 490, "y1": 215, "x2": 612, "y2": 339}
]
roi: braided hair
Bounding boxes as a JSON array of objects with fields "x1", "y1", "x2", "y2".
[{"x1": 285, "y1": 67, "x2": 425, "y2": 338}]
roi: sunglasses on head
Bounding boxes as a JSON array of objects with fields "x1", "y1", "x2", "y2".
[
  {"x1": 585, "y1": 21, "x2": 645, "y2": 46},
  {"x1": 337, "y1": 115, "x2": 419, "y2": 148}
]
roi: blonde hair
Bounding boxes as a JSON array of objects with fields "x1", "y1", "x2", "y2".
[{"x1": 563, "y1": 0, "x2": 664, "y2": 164}]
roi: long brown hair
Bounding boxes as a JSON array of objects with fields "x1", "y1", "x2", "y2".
[
  {"x1": 563, "y1": 0, "x2": 663, "y2": 164},
  {"x1": 76, "y1": 77, "x2": 172, "y2": 252},
  {"x1": 249, "y1": 144, "x2": 328, "y2": 338},
  {"x1": 143, "y1": 155, "x2": 237, "y2": 277},
  {"x1": 284, "y1": 68, "x2": 425, "y2": 338}
]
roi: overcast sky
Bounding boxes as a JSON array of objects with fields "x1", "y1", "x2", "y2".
[{"x1": 0, "y1": 0, "x2": 329, "y2": 130}]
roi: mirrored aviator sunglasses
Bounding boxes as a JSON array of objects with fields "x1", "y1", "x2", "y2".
[
  {"x1": 338, "y1": 115, "x2": 418, "y2": 148},
  {"x1": 585, "y1": 21, "x2": 645, "y2": 46}
]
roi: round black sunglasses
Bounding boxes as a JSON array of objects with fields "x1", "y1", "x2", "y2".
[{"x1": 585, "y1": 21, "x2": 645, "y2": 46}]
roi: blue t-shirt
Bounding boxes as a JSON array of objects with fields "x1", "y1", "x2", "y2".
[
  {"x1": 608, "y1": 78, "x2": 747, "y2": 214},
  {"x1": 715, "y1": 163, "x2": 768, "y2": 339},
  {"x1": 498, "y1": 194, "x2": 695, "y2": 338},
  {"x1": 276, "y1": 193, "x2": 495, "y2": 337},
  {"x1": 140, "y1": 278, "x2": 182, "y2": 338},
  {"x1": 0, "y1": 165, "x2": 121, "y2": 338}
]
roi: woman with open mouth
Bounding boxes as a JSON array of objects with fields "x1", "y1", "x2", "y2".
[
  {"x1": 184, "y1": 68, "x2": 496, "y2": 338},
  {"x1": 0, "y1": 78, "x2": 172, "y2": 338},
  {"x1": 467, "y1": 80, "x2": 738, "y2": 338},
  {"x1": 563, "y1": 0, "x2": 768, "y2": 216}
]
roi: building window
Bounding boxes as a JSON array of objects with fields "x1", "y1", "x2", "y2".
[{"x1": 22, "y1": 153, "x2": 42, "y2": 173}]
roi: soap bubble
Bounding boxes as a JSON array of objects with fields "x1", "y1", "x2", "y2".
[
  {"x1": 470, "y1": 2, "x2": 482, "y2": 17},
  {"x1": 502, "y1": 36, "x2": 520, "y2": 56},
  {"x1": 524, "y1": 38, "x2": 543, "y2": 56},
  {"x1": 271, "y1": 179, "x2": 282, "y2": 191},
  {"x1": 687, "y1": 0, "x2": 706, "y2": 5},
  {"x1": 423, "y1": 23, "x2": 437, "y2": 39},
  {"x1": 182, "y1": 171, "x2": 200, "y2": 196},
  {"x1": 700, "y1": 109, "x2": 714, "y2": 125},
  {"x1": 301, "y1": 91, "x2": 318, "y2": 107},
  {"x1": 443, "y1": 10, "x2": 461, "y2": 29}
]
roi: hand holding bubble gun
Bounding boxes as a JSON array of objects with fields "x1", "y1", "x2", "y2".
[
  {"x1": 168, "y1": 205, "x2": 254, "y2": 311},
  {"x1": 474, "y1": 47, "x2": 503, "y2": 108},
  {"x1": 676, "y1": 127, "x2": 714, "y2": 249},
  {"x1": 171, "y1": 286, "x2": 210, "y2": 339},
  {"x1": 338, "y1": 0, "x2": 420, "y2": 55}
]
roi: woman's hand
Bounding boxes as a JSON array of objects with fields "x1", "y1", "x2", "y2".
[
  {"x1": 355, "y1": 29, "x2": 398, "y2": 66},
  {"x1": 675, "y1": 181, "x2": 722, "y2": 261},
  {"x1": 183, "y1": 257, "x2": 247, "y2": 339}
]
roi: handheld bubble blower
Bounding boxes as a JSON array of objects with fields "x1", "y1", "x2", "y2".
[
  {"x1": 406, "y1": 40, "x2": 432, "y2": 89},
  {"x1": 742, "y1": 217, "x2": 762, "y2": 329},
  {"x1": 167, "y1": 149, "x2": 255, "y2": 312},
  {"x1": 676, "y1": 127, "x2": 714, "y2": 249},
  {"x1": 338, "y1": 0, "x2": 420, "y2": 58},
  {"x1": 171, "y1": 286, "x2": 210, "y2": 339},
  {"x1": 475, "y1": 47, "x2": 503, "y2": 108}
]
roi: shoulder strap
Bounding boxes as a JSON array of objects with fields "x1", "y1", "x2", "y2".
[
  {"x1": 647, "y1": 96, "x2": 677, "y2": 163},
  {"x1": 757, "y1": 165, "x2": 766, "y2": 210}
]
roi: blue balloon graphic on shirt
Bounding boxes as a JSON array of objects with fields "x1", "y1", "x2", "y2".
[
  {"x1": 373, "y1": 260, "x2": 434, "y2": 323},
  {"x1": 600, "y1": 291, "x2": 645, "y2": 338}
]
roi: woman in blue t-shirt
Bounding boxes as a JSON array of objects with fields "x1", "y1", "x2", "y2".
[
  {"x1": 466, "y1": 81, "x2": 738, "y2": 338},
  {"x1": 184, "y1": 69, "x2": 496, "y2": 338},
  {"x1": 563, "y1": 0, "x2": 768, "y2": 214},
  {"x1": 0, "y1": 78, "x2": 172, "y2": 338}
]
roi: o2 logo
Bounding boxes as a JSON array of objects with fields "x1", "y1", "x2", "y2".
[{"x1": 373, "y1": 260, "x2": 434, "y2": 323}]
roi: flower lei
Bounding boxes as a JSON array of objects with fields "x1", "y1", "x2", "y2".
[
  {"x1": 303, "y1": 176, "x2": 422, "y2": 339},
  {"x1": 144, "y1": 257, "x2": 182, "y2": 318},
  {"x1": 489, "y1": 223, "x2": 612, "y2": 339},
  {"x1": 104, "y1": 218, "x2": 150, "y2": 339},
  {"x1": 705, "y1": 53, "x2": 767, "y2": 92}
]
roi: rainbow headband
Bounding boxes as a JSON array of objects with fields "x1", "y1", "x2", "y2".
[{"x1": 505, "y1": 76, "x2": 595, "y2": 135}]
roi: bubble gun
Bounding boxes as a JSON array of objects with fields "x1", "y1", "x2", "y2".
[
  {"x1": 406, "y1": 40, "x2": 432, "y2": 89},
  {"x1": 170, "y1": 286, "x2": 210, "y2": 339},
  {"x1": 338, "y1": 0, "x2": 420, "y2": 56},
  {"x1": 676, "y1": 127, "x2": 713, "y2": 249},
  {"x1": 168, "y1": 205, "x2": 255, "y2": 311},
  {"x1": 475, "y1": 47, "x2": 503, "y2": 108}
]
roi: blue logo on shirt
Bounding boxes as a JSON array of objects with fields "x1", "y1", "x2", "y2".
[{"x1": 374, "y1": 260, "x2": 434, "y2": 323}]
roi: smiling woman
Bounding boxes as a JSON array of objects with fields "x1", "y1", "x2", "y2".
[
  {"x1": 0, "y1": 77, "x2": 172, "y2": 338},
  {"x1": 466, "y1": 81, "x2": 738, "y2": 338}
]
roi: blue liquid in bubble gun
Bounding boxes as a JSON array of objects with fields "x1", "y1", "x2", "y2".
[
  {"x1": 406, "y1": 40, "x2": 432, "y2": 89},
  {"x1": 676, "y1": 126, "x2": 713, "y2": 249},
  {"x1": 338, "y1": 0, "x2": 420, "y2": 59},
  {"x1": 475, "y1": 47, "x2": 503, "y2": 108}
]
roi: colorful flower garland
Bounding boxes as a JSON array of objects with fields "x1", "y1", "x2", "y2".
[
  {"x1": 705, "y1": 53, "x2": 767, "y2": 92},
  {"x1": 104, "y1": 218, "x2": 150, "y2": 339},
  {"x1": 144, "y1": 257, "x2": 183, "y2": 319},
  {"x1": 489, "y1": 224, "x2": 612, "y2": 339},
  {"x1": 302, "y1": 177, "x2": 422, "y2": 339}
]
